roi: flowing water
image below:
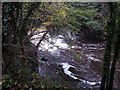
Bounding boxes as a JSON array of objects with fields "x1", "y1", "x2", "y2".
[{"x1": 30, "y1": 30, "x2": 120, "y2": 89}]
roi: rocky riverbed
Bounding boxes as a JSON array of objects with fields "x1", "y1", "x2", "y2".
[{"x1": 30, "y1": 31, "x2": 120, "y2": 90}]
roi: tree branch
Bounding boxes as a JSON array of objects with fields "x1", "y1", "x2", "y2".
[{"x1": 36, "y1": 30, "x2": 49, "y2": 48}]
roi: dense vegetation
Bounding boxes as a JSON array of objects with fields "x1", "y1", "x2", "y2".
[{"x1": 1, "y1": 2, "x2": 120, "y2": 90}]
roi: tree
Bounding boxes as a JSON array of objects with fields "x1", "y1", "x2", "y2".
[
  {"x1": 2, "y1": 2, "x2": 40, "y2": 89},
  {"x1": 100, "y1": 2, "x2": 119, "y2": 90},
  {"x1": 108, "y1": 3, "x2": 120, "y2": 90}
]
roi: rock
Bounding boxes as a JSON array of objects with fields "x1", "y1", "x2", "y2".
[
  {"x1": 41, "y1": 57, "x2": 49, "y2": 62},
  {"x1": 68, "y1": 67, "x2": 79, "y2": 75}
]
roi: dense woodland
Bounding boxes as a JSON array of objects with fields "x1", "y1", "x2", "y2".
[{"x1": 1, "y1": 2, "x2": 120, "y2": 90}]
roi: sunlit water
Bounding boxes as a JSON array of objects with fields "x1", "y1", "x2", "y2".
[
  {"x1": 30, "y1": 31, "x2": 104, "y2": 88},
  {"x1": 30, "y1": 32, "x2": 69, "y2": 55}
]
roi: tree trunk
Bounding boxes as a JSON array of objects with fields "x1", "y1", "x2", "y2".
[
  {"x1": 100, "y1": 2, "x2": 117, "y2": 90},
  {"x1": 108, "y1": 11, "x2": 120, "y2": 90}
]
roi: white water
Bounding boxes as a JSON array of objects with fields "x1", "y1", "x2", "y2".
[
  {"x1": 60, "y1": 62, "x2": 100, "y2": 86},
  {"x1": 86, "y1": 54, "x2": 100, "y2": 62},
  {"x1": 60, "y1": 62, "x2": 78, "y2": 80},
  {"x1": 30, "y1": 31, "x2": 69, "y2": 55},
  {"x1": 30, "y1": 30, "x2": 102, "y2": 87},
  {"x1": 79, "y1": 79, "x2": 100, "y2": 86},
  {"x1": 71, "y1": 46, "x2": 82, "y2": 49}
]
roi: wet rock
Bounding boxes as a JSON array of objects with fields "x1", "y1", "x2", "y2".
[
  {"x1": 41, "y1": 57, "x2": 49, "y2": 62},
  {"x1": 68, "y1": 67, "x2": 79, "y2": 75}
]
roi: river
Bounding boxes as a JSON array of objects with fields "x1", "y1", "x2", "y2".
[{"x1": 30, "y1": 30, "x2": 120, "y2": 89}]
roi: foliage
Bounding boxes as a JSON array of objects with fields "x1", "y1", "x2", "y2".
[
  {"x1": 65, "y1": 3, "x2": 105, "y2": 34},
  {"x1": 2, "y1": 2, "x2": 39, "y2": 89},
  {"x1": 86, "y1": 20, "x2": 103, "y2": 30},
  {"x1": 2, "y1": 2, "x2": 116, "y2": 90},
  {"x1": 2, "y1": 73, "x2": 76, "y2": 90}
]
